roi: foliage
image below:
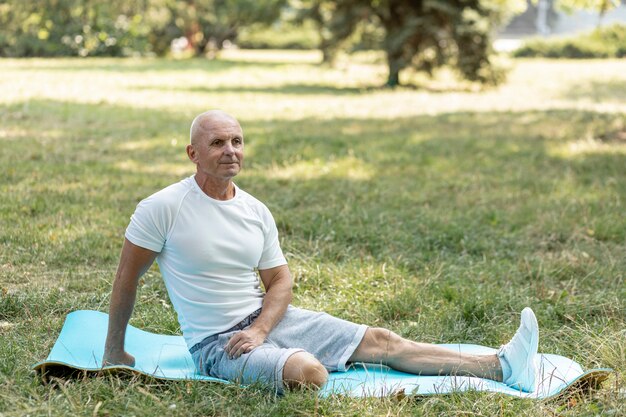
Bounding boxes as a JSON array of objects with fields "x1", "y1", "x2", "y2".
[
  {"x1": 0, "y1": 0, "x2": 154, "y2": 57},
  {"x1": 293, "y1": 0, "x2": 369, "y2": 63},
  {"x1": 0, "y1": 54, "x2": 625, "y2": 415},
  {"x1": 513, "y1": 23, "x2": 626, "y2": 58},
  {"x1": 0, "y1": 0, "x2": 622, "y2": 59},
  {"x1": 0, "y1": 0, "x2": 286, "y2": 57}
]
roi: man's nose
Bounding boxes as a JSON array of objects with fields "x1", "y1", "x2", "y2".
[{"x1": 223, "y1": 141, "x2": 235, "y2": 155}]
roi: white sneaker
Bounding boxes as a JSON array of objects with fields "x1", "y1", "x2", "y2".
[{"x1": 497, "y1": 307, "x2": 539, "y2": 392}]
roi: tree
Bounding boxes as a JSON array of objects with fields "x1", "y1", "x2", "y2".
[
  {"x1": 171, "y1": 0, "x2": 286, "y2": 56},
  {"x1": 295, "y1": 1, "x2": 361, "y2": 63},
  {"x1": 300, "y1": 0, "x2": 524, "y2": 86}
]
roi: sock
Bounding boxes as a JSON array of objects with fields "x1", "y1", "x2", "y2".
[{"x1": 498, "y1": 355, "x2": 512, "y2": 382}]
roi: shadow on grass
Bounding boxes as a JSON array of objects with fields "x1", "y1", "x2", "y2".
[
  {"x1": 1, "y1": 57, "x2": 288, "y2": 73},
  {"x1": 1, "y1": 99, "x2": 625, "y2": 269},
  {"x1": 130, "y1": 84, "x2": 371, "y2": 95}
]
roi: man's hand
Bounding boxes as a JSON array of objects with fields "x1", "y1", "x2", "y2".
[
  {"x1": 223, "y1": 265, "x2": 293, "y2": 360},
  {"x1": 224, "y1": 327, "x2": 267, "y2": 359},
  {"x1": 102, "y1": 349, "x2": 136, "y2": 367}
]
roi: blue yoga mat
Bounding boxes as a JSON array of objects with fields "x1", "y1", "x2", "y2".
[{"x1": 33, "y1": 310, "x2": 611, "y2": 398}]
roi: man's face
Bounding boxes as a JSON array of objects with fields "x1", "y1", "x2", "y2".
[{"x1": 188, "y1": 118, "x2": 244, "y2": 181}]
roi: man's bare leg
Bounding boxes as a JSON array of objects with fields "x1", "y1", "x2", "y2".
[
  {"x1": 349, "y1": 328, "x2": 503, "y2": 381},
  {"x1": 282, "y1": 308, "x2": 538, "y2": 391}
]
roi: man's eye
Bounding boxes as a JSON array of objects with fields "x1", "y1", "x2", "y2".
[{"x1": 212, "y1": 140, "x2": 221, "y2": 146}]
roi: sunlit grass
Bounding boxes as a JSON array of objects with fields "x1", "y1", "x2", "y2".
[
  {"x1": 1, "y1": 55, "x2": 625, "y2": 117},
  {"x1": 0, "y1": 51, "x2": 624, "y2": 416}
]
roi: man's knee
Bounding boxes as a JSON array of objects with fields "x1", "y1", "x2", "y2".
[{"x1": 283, "y1": 352, "x2": 328, "y2": 389}]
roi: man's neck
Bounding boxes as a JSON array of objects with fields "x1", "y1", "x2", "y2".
[{"x1": 194, "y1": 174, "x2": 235, "y2": 201}]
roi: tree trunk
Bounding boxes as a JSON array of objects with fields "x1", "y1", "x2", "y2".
[
  {"x1": 320, "y1": 38, "x2": 336, "y2": 64},
  {"x1": 316, "y1": 19, "x2": 335, "y2": 65},
  {"x1": 380, "y1": 9, "x2": 405, "y2": 87},
  {"x1": 536, "y1": 0, "x2": 550, "y2": 37},
  {"x1": 321, "y1": 47, "x2": 334, "y2": 64},
  {"x1": 386, "y1": 52, "x2": 402, "y2": 87},
  {"x1": 597, "y1": 0, "x2": 609, "y2": 28},
  {"x1": 195, "y1": 37, "x2": 208, "y2": 56}
]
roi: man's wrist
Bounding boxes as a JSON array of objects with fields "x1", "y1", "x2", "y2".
[{"x1": 249, "y1": 322, "x2": 270, "y2": 337}]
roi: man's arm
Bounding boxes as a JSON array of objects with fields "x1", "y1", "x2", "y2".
[
  {"x1": 224, "y1": 264, "x2": 292, "y2": 359},
  {"x1": 103, "y1": 238, "x2": 159, "y2": 366}
]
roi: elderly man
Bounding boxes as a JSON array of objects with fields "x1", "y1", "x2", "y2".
[{"x1": 103, "y1": 110, "x2": 539, "y2": 393}]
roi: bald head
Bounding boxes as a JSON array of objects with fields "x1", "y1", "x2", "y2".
[
  {"x1": 190, "y1": 110, "x2": 242, "y2": 146},
  {"x1": 186, "y1": 110, "x2": 245, "y2": 186}
]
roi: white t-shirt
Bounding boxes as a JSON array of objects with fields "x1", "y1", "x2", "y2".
[{"x1": 125, "y1": 176, "x2": 287, "y2": 348}]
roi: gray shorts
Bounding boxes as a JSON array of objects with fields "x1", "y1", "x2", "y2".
[{"x1": 191, "y1": 305, "x2": 367, "y2": 393}]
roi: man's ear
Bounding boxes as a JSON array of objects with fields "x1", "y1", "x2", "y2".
[{"x1": 186, "y1": 144, "x2": 196, "y2": 162}]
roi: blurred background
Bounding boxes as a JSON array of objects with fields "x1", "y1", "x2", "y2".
[{"x1": 1, "y1": 0, "x2": 625, "y2": 86}]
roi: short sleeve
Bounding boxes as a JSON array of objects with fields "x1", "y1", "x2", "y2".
[
  {"x1": 257, "y1": 206, "x2": 287, "y2": 270},
  {"x1": 124, "y1": 195, "x2": 172, "y2": 253}
]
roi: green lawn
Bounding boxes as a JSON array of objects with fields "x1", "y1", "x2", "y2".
[{"x1": 0, "y1": 52, "x2": 624, "y2": 416}]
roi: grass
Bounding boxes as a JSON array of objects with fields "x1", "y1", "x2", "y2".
[{"x1": 0, "y1": 52, "x2": 625, "y2": 416}]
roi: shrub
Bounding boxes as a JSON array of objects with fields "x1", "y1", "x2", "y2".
[
  {"x1": 237, "y1": 22, "x2": 319, "y2": 50},
  {"x1": 513, "y1": 23, "x2": 626, "y2": 58}
]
